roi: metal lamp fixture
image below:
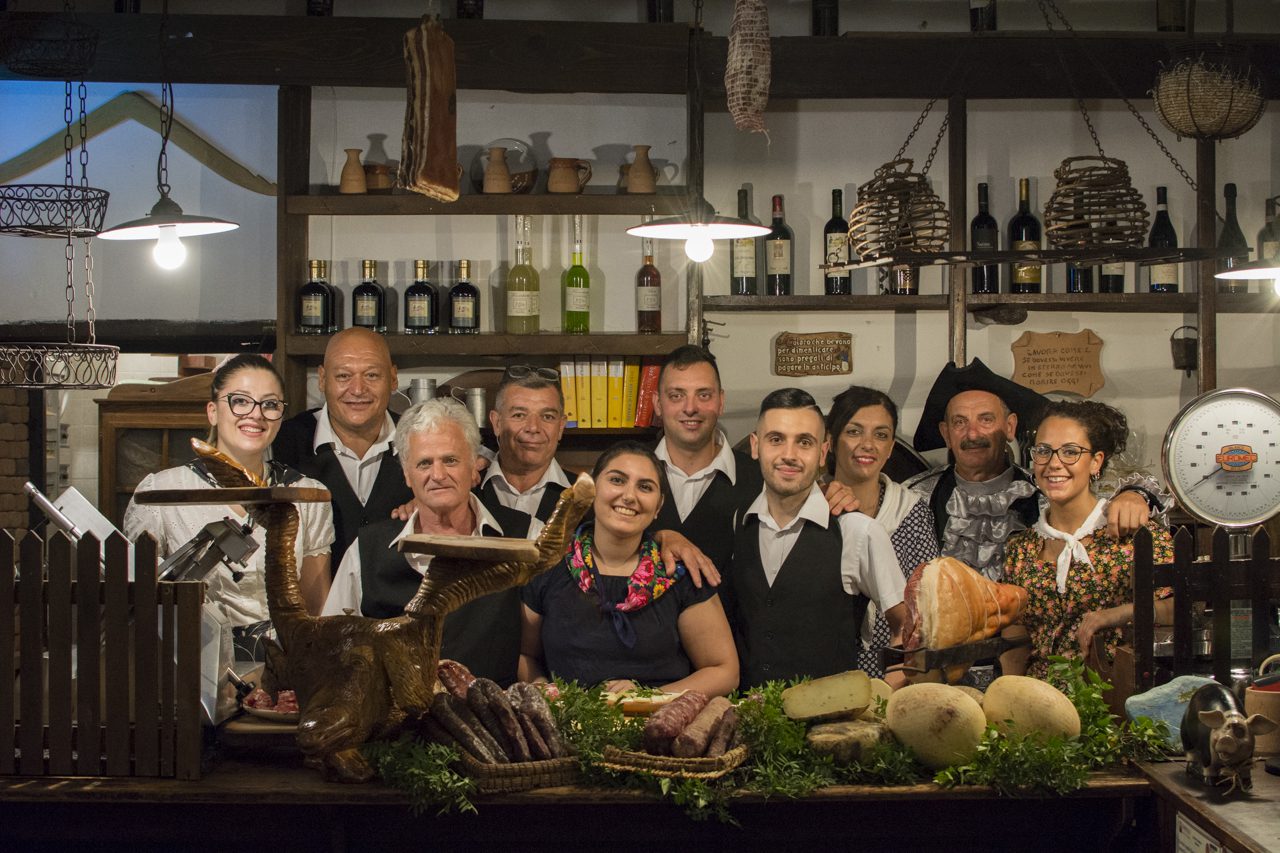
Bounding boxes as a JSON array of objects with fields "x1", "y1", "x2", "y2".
[
  {"x1": 97, "y1": 81, "x2": 237, "y2": 268},
  {"x1": 626, "y1": 196, "x2": 768, "y2": 262},
  {"x1": 1213, "y1": 259, "x2": 1280, "y2": 294}
]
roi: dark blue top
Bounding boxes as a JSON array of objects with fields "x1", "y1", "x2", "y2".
[{"x1": 522, "y1": 556, "x2": 717, "y2": 688}]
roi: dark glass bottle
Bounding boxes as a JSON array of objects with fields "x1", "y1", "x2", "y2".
[
  {"x1": 765, "y1": 194, "x2": 793, "y2": 296},
  {"x1": 730, "y1": 188, "x2": 759, "y2": 295},
  {"x1": 404, "y1": 259, "x2": 438, "y2": 335},
  {"x1": 890, "y1": 266, "x2": 919, "y2": 296},
  {"x1": 646, "y1": 0, "x2": 674, "y2": 22},
  {"x1": 823, "y1": 189, "x2": 851, "y2": 295},
  {"x1": 297, "y1": 259, "x2": 330, "y2": 335},
  {"x1": 1099, "y1": 221, "x2": 1125, "y2": 293},
  {"x1": 1218, "y1": 182, "x2": 1250, "y2": 293},
  {"x1": 456, "y1": 0, "x2": 483, "y2": 19},
  {"x1": 1148, "y1": 186, "x2": 1179, "y2": 293},
  {"x1": 448, "y1": 259, "x2": 480, "y2": 334},
  {"x1": 812, "y1": 0, "x2": 838, "y2": 36},
  {"x1": 1259, "y1": 197, "x2": 1279, "y2": 265},
  {"x1": 1008, "y1": 178, "x2": 1042, "y2": 294},
  {"x1": 1156, "y1": 0, "x2": 1186, "y2": 32},
  {"x1": 970, "y1": 0, "x2": 996, "y2": 31},
  {"x1": 636, "y1": 235, "x2": 661, "y2": 334},
  {"x1": 1066, "y1": 263, "x2": 1094, "y2": 293},
  {"x1": 970, "y1": 182, "x2": 999, "y2": 293},
  {"x1": 352, "y1": 259, "x2": 386, "y2": 333}
]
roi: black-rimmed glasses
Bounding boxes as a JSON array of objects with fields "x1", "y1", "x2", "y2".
[
  {"x1": 220, "y1": 393, "x2": 287, "y2": 420},
  {"x1": 504, "y1": 365, "x2": 559, "y2": 381},
  {"x1": 1028, "y1": 443, "x2": 1093, "y2": 465}
]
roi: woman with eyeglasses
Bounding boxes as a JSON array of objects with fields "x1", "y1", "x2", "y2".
[
  {"x1": 1000, "y1": 400, "x2": 1173, "y2": 678},
  {"x1": 124, "y1": 355, "x2": 335, "y2": 644}
]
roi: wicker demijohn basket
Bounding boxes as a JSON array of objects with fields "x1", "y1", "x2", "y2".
[
  {"x1": 1152, "y1": 49, "x2": 1265, "y2": 142},
  {"x1": 847, "y1": 159, "x2": 949, "y2": 261},
  {"x1": 1043, "y1": 156, "x2": 1148, "y2": 249}
]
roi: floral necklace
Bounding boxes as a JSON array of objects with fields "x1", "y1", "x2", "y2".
[{"x1": 566, "y1": 523, "x2": 685, "y2": 648}]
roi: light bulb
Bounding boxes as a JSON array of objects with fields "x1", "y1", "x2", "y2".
[
  {"x1": 152, "y1": 226, "x2": 187, "y2": 270},
  {"x1": 684, "y1": 232, "x2": 714, "y2": 263}
]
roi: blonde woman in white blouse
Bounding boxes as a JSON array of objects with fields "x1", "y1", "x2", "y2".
[{"x1": 124, "y1": 355, "x2": 333, "y2": 628}]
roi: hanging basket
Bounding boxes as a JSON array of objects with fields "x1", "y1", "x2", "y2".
[
  {"x1": 1, "y1": 16, "x2": 98, "y2": 79},
  {"x1": 847, "y1": 159, "x2": 950, "y2": 260},
  {"x1": 0, "y1": 343, "x2": 118, "y2": 390},
  {"x1": 1043, "y1": 156, "x2": 1148, "y2": 249},
  {"x1": 1151, "y1": 44, "x2": 1265, "y2": 142},
  {"x1": 0, "y1": 184, "x2": 110, "y2": 238}
]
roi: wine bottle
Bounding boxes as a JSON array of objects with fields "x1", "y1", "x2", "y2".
[
  {"x1": 812, "y1": 0, "x2": 838, "y2": 36},
  {"x1": 1008, "y1": 178, "x2": 1042, "y2": 294},
  {"x1": 1156, "y1": 0, "x2": 1186, "y2": 32},
  {"x1": 1066, "y1": 263, "x2": 1094, "y2": 294},
  {"x1": 636, "y1": 231, "x2": 661, "y2": 334},
  {"x1": 352, "y1": 259, "x2": 386, "y2": 333},
  {"x1": 505, "y1": 214, "x2": 540, "y2": 335},
  {"x1": 730, "y1": 188, "x2": 759, "y2": 295},
  {"x1": 297, "y1": 259, "x2": 330, "y2": 334},
  {"x1": 970, "y1": 0, "x2": 996, "y2": 32},
  {"x1": 765, "y1": 194, "x2": 793, "y2": 296},
  {"x1": 563, "y1": 213, "x2": 590, "y2": 333},
  {"x1": 1259, "y1": 197, "x2": 1279, "y2": 264},
  {"x1": 970, "y1": 182, "x2": 999, "y2": 293},
  {"x1": 890, "y1": 266, "x2": 918, "y2": 296},
  {"x1": 824, "y1": 189, "x2": 851, "y2": 295},
  {"x1": 456, "y1": 0, "x2": 483, "y2": 18},
  {"x1": 1148, "y1": 186, "x2": 1179, "y2": 293},
  {"x1": 448, "y1": 259, "x2": 480, "y2": 334},
  {"x1": 1099, "y1": 221, "x2": 1125, "y2": 293},
  {"x1": 1218, "y1": 182, "x2": 1250, "y2": 293},
  {"x1": 646, "y1": 0, "x2": 673, "y2": 22},
  {"x1": 404, "y1": 259, "x2": 438, "y2": 335}
]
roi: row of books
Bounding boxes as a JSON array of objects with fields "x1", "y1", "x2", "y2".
[{"x1": 556, "y1": 356, "x2": 662, "y2": 429}]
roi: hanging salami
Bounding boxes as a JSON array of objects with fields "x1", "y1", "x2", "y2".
[{"x1": 726, "y1": 0, "x2": 771, "y2": 134}]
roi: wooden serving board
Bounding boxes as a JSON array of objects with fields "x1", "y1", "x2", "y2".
[
  {"x1": 132, "y1": 486, "x2": 332, "y2": 505},
  {"x1": 397, "y1": 533, "x2": 540, "y2": 561}
]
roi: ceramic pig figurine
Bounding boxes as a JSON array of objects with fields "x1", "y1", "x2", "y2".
[{"x1": 1180, "y1": 683, "x2": 1278, "y2": 792}]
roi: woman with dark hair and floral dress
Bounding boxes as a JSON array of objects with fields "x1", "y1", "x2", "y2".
[
  {"x1": 1001, "y1": 400, "x2": 1173, "y2": 678},
  {"x1": 826, "y1": 386, "x2": 938, "y2": 682},
  {"x1": 518, "y1": 441, "x2": 739, "y2": 697}
]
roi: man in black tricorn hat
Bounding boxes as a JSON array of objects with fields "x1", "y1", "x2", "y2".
[{"x1": 905, "y1": 358, "x2": 1157, "y2": 581}]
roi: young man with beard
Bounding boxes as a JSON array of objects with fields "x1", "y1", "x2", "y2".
[{"x1": 725, "y1": 389, "x2": 907, "y2": 689}]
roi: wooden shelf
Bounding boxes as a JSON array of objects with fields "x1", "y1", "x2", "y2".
[
  {"x1": 702, "y1": 295, "x2": 948, "y2": 312},
  {"x1": 284, "y1": 332, "x2": 687, "y2": 358},
  {"x1": 286, "y1": 189, "x2": 690, "y2": 217},
  {"x1": 825, "y1": 247, "x2": 1231, "y2": 274},
  {"x1": 966, "y1": 292, "x2": 1197, "y2": 313},
  {"x1": 1215, "y1": 292, "x2": 1280, "y2": 314}
]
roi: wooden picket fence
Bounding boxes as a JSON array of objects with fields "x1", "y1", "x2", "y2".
[
  {"x1": 0, "y1": 530, "x2": 205, "y2": 779},
  {"x1": 1132, "y1": 525, "x2": 1280, "y2": 693}
]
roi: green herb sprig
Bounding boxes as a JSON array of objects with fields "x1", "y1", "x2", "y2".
[
  {"x1": 934, "y1": 725, "x2": 1088, "y2": 796},
  {"x1": 837, "y1": 739, "x2": 929, "y2": 787},
  {"x1": 364, "y1": 735, "x2": 476, "y2": 816},
  {"x1": 732, "y1": 681, "x2": 835, "y2": 799},
  {"x1": 548, "y1": 678, "x2": 642, "y2": 783}
]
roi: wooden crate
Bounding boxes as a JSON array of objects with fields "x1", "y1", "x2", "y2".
[{"x1": 1, "y1": 530, "x2": 204, "y2": 779}]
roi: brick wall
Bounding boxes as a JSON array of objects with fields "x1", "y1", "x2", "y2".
[{"x1": 0, "y1": 388, "x2": 31, "y2": 536}]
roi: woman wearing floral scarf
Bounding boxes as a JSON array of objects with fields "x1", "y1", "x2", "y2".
[{"x1": 519, "y1": 442, "x2": 739, "y2": 697}]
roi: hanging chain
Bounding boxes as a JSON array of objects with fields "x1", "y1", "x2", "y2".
[
  {"x1": 893, "y1": 99, "x2": 937, "y2": 163},
  {"x1": 78, "y1": 80, "x2": 89, "y2": 187},
  {"x1": 1038, "y1": 0, "x2": 1197, "y2": 192},
  {"x1": 921, "y1": 113, "x2": 950, "y2": 176},
  {"x1": 158, "y1": 80, "x2": 174, "y2": 198},
  {"x1": 83, "y1": 238, "x2": 96, "y2": 345},
  {"x1": 890, "y1": 97, "x2": 951, "y2": 177},
  {"x1": 63, "y1": 80, "x2": 77, "y2": 345},
  {"x1": 78, "y1": 78, "x2": 96, "y2": 344}
]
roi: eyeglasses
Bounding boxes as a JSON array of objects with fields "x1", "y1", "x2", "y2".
[
  {"x1": 1029, "y1": 443, "x2": 1093, "y2": 465},
  {"x1": 504, "y1": 365, "x2": 559, "y2": 381},
  {"x1": 220, "y1": 393, "x2": 287, "y2": 420}
]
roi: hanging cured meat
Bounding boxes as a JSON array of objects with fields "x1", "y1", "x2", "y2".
[
  {"x1": 726, "y1": 0, "x2": 771, "y2": 134},
  {"x1": 398, "y1": 16, "x2": 460, "y2": 201}
]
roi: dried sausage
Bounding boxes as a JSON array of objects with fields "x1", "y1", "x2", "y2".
[
  {"x1": 672, "y1": 696, "x2": 732, "y2": 758},
  {"x1": 447, "y1": 694, "x2": 509, "y2": 763},
  {"x1": 510, "y1": 682, "x2": 568, "y2": 758},
  {"x1": 437, "y1": 659, "x2": 476, "y2": 700},
  {"x1": 706, "y1": 706, "x2": 737, "y2": 757},
  {"x1": 428, "y1": 693, "x2": 493, "y2": 763},
  {"x1": 643, "y1": 691, "x2": 708, "y2": 753},
  {"x1": 470, "y1": 678, "x2": 532, "y2": 762}
]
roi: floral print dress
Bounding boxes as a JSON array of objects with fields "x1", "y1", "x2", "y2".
[{"x1": 1004, "y1": 521, "x2": 1173, "y2": 679}]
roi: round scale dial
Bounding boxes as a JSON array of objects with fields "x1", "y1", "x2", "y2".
[{"x1": 1161, "y1": 387, "x2": 1280, "y2": 528}]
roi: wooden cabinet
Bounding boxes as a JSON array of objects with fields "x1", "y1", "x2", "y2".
[{"x1": 95, "y1": 374, "x2": 213, "y2": 529}]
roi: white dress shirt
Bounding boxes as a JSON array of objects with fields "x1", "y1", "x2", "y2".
[
  {"x1": 742, "y1": 482, "x2": 906, "y2": 614},
  {"x1": 482, "y1": 457, "x2": 573, "y2": 518},
  {"x1": 312, "y1": 404, "x2": 397, "y2": 504},
  {"x1": 654, "y1": 429, "x2": 738, "y2": 521},
  {"x1": 321, "y1": 495, "x2": 543, "y2": 617}
]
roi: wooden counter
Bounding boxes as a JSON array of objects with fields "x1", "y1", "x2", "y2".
[
  {"x1": 1141, "y1": 760, "x2": 1280, "y2": 852},
  {"x1": 0, "y1": 756, "x2": 1156, "y2": 853}
]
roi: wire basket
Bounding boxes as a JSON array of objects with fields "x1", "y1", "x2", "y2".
[
  {"x1": 1152, "y1": 44, "x2": 1265, "y2": 142},
  {"x1": 0, "y1": 184, "x2": 110, "y2": 238},
  {"x1": 847, "y1": 159, "x2": 950, "y2": 260},
  {"x1": 0, "y1": 343, "x2": 118, "y2": 390},
  {"x1": 2, "y1": 16, "x2": 99, "y2": 79},
  {"x1": 1043, "y1": 156, "x2": 1148, "y2": 249}
]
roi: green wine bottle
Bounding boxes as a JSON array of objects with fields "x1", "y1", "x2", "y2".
[
  {"x1": 505, "y1": 214, "x2": 540, "y2": 334},
  {"x1": 563, "y1": 213, "x2": 590, "y2": 334}
]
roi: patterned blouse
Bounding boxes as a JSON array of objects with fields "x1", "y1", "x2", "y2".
[
  {"x1": 1004, "y1": 520, "x2": 1173, "y2": 679},
  {"x1": 859, "y1": 480, "x2": 940, "y2": 678}
]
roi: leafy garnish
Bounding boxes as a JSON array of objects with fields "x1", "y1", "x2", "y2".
[
  {"x1": 1046, "y1": 656, "x2": 1174, "y2": 766},
  {"x1": 934, "y1": 725, "x2": 1088, "y2": 796},
  {"x1": 548, "y1": 678, "x2": 642, "y2": 783},
  {"x1": 838, "y1": 739, "x2": 928, "y2": 787},
  {"x1": 732, "y1": 681, "x2": 835, "y2": 799},
  {"x1": 364, "y1": 735, "x2": 476, "y2": 816}
]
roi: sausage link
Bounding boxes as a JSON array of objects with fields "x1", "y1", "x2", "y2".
[
  {"x1": 472, "y1": 678, "x2": 532, "y2": 762},
  {"x1": 428, "y1": 693, "x2": 493, "y2": 763},
  {"x1": 510, "y1": 682, "x2": 568, "y2": 758},
  {"x1": 643, "y1": 691, "x2": 709, "y2": 754},
  {"x1": 672, "y1": 696, "x2": 732, "y2": 758},
  {"x1": 446, "y1": 694, "x2": 510, "y2": 763},
  {"x1": 705, "y1": 706, "x2": 738, "y2": 757},
  {"x1": 437, "y1": 659, "x2": 476, "y2": 701}
]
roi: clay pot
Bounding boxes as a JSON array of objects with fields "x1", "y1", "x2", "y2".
[
  {"x1": 482, "y1": 146, "x2": 513, "y2": 194},
  {"x1": 339, "y1": 148, "x2": 367, "y2": 194},
  {"x1": 547, "y1": 158, "x2": 592, "y2": 194},
  {"x1": 363, "y1": 162, "x2": 393, "y2": 193},
  {"x1": 625, "y1": 144, "x2": 657, "y2": 193}
]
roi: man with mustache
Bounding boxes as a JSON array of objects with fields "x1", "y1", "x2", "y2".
[
  {"x1": 273, "y1": 327, "x2": 411, "y2": 569},
  {"x1": 907, "y1": 359, "x2": 1156, "y2": 581},
  {"x1": 725, "y1": 388, "x2": 906, "y2": 688}
]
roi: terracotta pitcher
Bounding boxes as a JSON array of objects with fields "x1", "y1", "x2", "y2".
[
  {"x1": 339, "y1": 148, "x2": 367, "y2": 194},
  {"x1": 482, "y1": 146, "x2": 513, "y2": 194},
  {"x1": 625, "y1": 144, "x2": 658, "y2": 193},
  {"x1": 547, "y1": 158, "x2": 592, "y2": 194}
]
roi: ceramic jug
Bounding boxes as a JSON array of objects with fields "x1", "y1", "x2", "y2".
[
  {"x1": 547, "y1": 158, "x2": 592, "y2": 194},
  {"x1": 625, "y1": 144, "x2": 658, "y2": 193},
  {"x1": 482, "y1": 146, "x2": 513, "y2": 194},
  {"x1": 339, "y1": 148, "x2": 367, "y2": 194}
]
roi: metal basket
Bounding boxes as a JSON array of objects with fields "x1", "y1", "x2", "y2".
[
  {"x1": 1043, "y1": 156, "x2": 1148, "y2": 249},
  {"x1": 847, "y1": 159, "x2": 950, "y2": 260},
  {"x1": 2, "y1": 16, "x2": 99, "y2": 79},
  {"x1": 0, "y1": 184, "x2": 110, "y2": 238},
  {"x1": 1152, "y1": 44, "x2": 1265, "y2": 142},
  {"x1": 0, "y1": 342, "x2": 118, "y2": 390}
]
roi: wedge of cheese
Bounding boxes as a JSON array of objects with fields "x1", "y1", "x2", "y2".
[
  {"x1": 781, "y1": 670, "x2": 871, "y2": 722},
  {"x1": 806, "y1": 719, "x2": 889, "y2": 764}
]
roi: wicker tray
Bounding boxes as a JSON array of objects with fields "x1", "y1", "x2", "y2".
[
  {"x1": 457, "y1": 752, "x2": 580, "y2": 794},
  {"x1": 597, "y1": 744, "x2": 748, "y2": 780}
]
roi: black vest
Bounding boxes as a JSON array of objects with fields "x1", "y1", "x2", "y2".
[
  {"x1": 477, "y1": 475, "x2": 566, "y2": 525},
  {"x1": 926, "y1": 466, "x2": 1040, "y2": 546},
  {"x1": 726, "y1": 513, "x2": 868, "y2": 690},
  {"x1": 654, "y1": 447, "x2": 762, "y2": 575},
  {"x1": 355, "y1": 504, "x2": 532, "y2": 686},
  {"x1": 273, "y1": 409, "x2": 412, "y2": 571}
]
